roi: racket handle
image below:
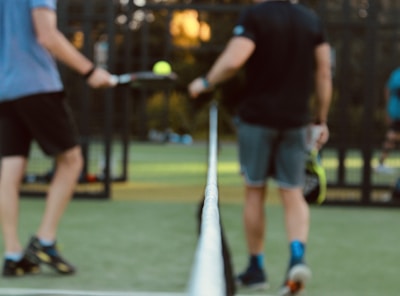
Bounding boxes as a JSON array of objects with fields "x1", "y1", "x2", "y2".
[
  {"x1": 110, "y1": 75, "x2": 119, "y2": 86},
  {"x1": 308, "y1": 125, "x2": 323, "y2": 151}
]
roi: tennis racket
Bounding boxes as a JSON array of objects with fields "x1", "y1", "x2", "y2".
[
  {"x1": 304, "y1": 149, "x2": 327, "y2": 204},
  {"x1": 303, "y1": 125, "x2": 327, "y2": 205},
  {"x1": 110, "y1": 71, "x2": 177, "y2": 86}
]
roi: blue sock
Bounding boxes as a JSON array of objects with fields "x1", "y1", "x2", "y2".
[
  {"x1": 250, "y1": 254, "x2": 264, "y2": 270},
  {"x1": 38, "y1": 238, "x2": 58, "y2": 256},
  {"x1": 5, "y1": 252, "x2": 23, "y2": 262},
  {"x1": 289, "y1": 240, "x2": 305, "y2": 266}
]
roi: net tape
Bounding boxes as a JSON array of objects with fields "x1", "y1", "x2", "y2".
[{"x1": 187, "y1": 102, "x2": 225, "y2": 296}]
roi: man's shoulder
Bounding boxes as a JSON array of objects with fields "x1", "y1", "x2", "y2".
[{"x1": 292, "y1": 4, "x2": 320, "y2": 19}]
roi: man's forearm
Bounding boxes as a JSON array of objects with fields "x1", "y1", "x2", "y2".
[
  {"x1": 205, "y1": 48, "x2": 242, "y2": 87},
  {"x1": 44, "y1": 31, "x2": 94, "y2": 75},
  {"x1": 205, "y1": 37, "x2": 255, "y2": 87},
  {"x1": 314, "y1": 70, "x2": 332, "y2": 123}
]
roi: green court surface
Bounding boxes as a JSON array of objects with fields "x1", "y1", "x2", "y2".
[
  {"x1": 1, "y1": 143, "x2": 399, "y2": 296},
  {"x1": 0, "y1": 289, "x2": 278, "y2": 296}
]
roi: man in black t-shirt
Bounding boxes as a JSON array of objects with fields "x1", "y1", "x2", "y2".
[{"x1": 188, "y1": 0, "x2": 332, "y2": 295}]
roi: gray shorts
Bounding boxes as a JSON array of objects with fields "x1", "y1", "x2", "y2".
[{"x1": 238, "y1": 120, "x2": 308, "y2": 188}]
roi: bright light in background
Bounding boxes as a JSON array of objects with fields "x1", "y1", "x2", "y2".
[
  {"x1": 125, "y1": 10, "x2": 155, "y2": 30},
  {"x1": 134, "y1": 0, "x2": 146, "y2": 6},
  {"x1": 119, "y1": 0, "x2": 169, "y2": 6},
  {"x1": 115, "y1": 0, "x2": 208, "y2": 37},
  {"x1": 358, "y1": 0, "x2": 369, "y2": 18},
  {"x1": 72, "y1": 31, "x2": 84, "y2": 49},
  {"x1": 116, "y1": 14, "x2": 128, "y2": 25},
  {"x1": 170, "y1": 10, "x2": 211, "y2": 47}
]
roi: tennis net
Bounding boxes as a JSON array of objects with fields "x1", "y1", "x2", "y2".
[{"x1": 187, "y1": 102, "x2": 226, "y2": 296}]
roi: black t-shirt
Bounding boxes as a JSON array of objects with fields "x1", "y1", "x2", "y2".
[{"x1": 233, "y1": 1, "x2": 327, "y2": 128}]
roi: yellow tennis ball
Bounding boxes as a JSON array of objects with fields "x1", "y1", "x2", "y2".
[{"x1": 152, "y1": 60, "x2": 172, "y2": 75}]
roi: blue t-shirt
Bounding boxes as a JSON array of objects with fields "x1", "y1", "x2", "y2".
[
  {"x1": 0, "y1": 0, "x2": 63, "y2": 102},
  {"x1": 387, "y1": 68, "x2": 400, "y2": 120}
]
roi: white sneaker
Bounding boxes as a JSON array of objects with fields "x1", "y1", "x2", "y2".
[
  {"x1": 374, "y1": 164, "x2": 395, "y2": 174},
  {"x1": 279, "y1": 264, "x2": 312, "y2": 296}
]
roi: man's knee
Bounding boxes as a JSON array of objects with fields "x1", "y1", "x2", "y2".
[
  {"x1": 56, "y1": 146, "x2": 83, "y2": 172},
  {"x1": 279, "y1": 187, "x2": 304, "y2": 204},
  {"x1": 0, "y1": 156, "x2": 27, "y2": 185}
]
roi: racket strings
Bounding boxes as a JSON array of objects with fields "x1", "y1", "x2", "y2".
[{"x1": 304, "y1": 173, "x2": 319, "y2": 195}]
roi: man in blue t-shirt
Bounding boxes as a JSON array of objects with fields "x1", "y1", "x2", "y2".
[
  {"x1": 188, "y1": 0, "x2": 332, "y2": 295},
  {"x1": 375, "y1": 68, "x2": 400, "y2": 174},
  {"x1": 0, "y1": 0, "x2": 115, "y2": 277}
]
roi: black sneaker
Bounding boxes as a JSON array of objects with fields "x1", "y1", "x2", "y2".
[
  {"x1": 279, "y1": 264, "x2": 312, "y2": 296},
  {"x1": 2, "y1": 255, "x2": 40, "y2": 277},
  {"x1": 25, "y1": 236, "x2": 76, "y2": 275},
  {"x1": 236, "y1": 265, "x2": 269, "y2": 290}
]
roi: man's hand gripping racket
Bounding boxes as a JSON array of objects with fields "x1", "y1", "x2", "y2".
[{"x1": 303, "y1": 125, "x2": 328, "y2": 205}]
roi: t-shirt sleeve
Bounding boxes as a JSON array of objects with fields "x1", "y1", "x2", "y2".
[
  {"x1": 232, "y1": 8, "x2": 256, "y2": 42},
  {"x1": 30, "y1": 0, "x2": 57, "y2": 10},
  {"x1": 314, "y1": 18, "x2": 328, "y2": 46}
]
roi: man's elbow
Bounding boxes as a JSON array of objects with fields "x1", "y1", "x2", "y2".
[{"x1": 321, "y1": 70, "x2": 332, "y2": 82}]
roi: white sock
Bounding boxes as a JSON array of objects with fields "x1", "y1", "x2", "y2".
[
  {"x1": 5, "y1": 252, "x2": 23, "y2": 262},
  {"x1": 38, "y1": 238, "x2": 55, "y2": 247}
]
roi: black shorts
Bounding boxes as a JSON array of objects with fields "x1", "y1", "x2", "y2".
[{"x1": 0, "y1": 92, "x2": 79, "y2": 157}]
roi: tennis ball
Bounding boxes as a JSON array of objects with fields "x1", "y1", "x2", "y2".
[{"x1": 152, "y1": 60, "x2": 172, "y2": 75}]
